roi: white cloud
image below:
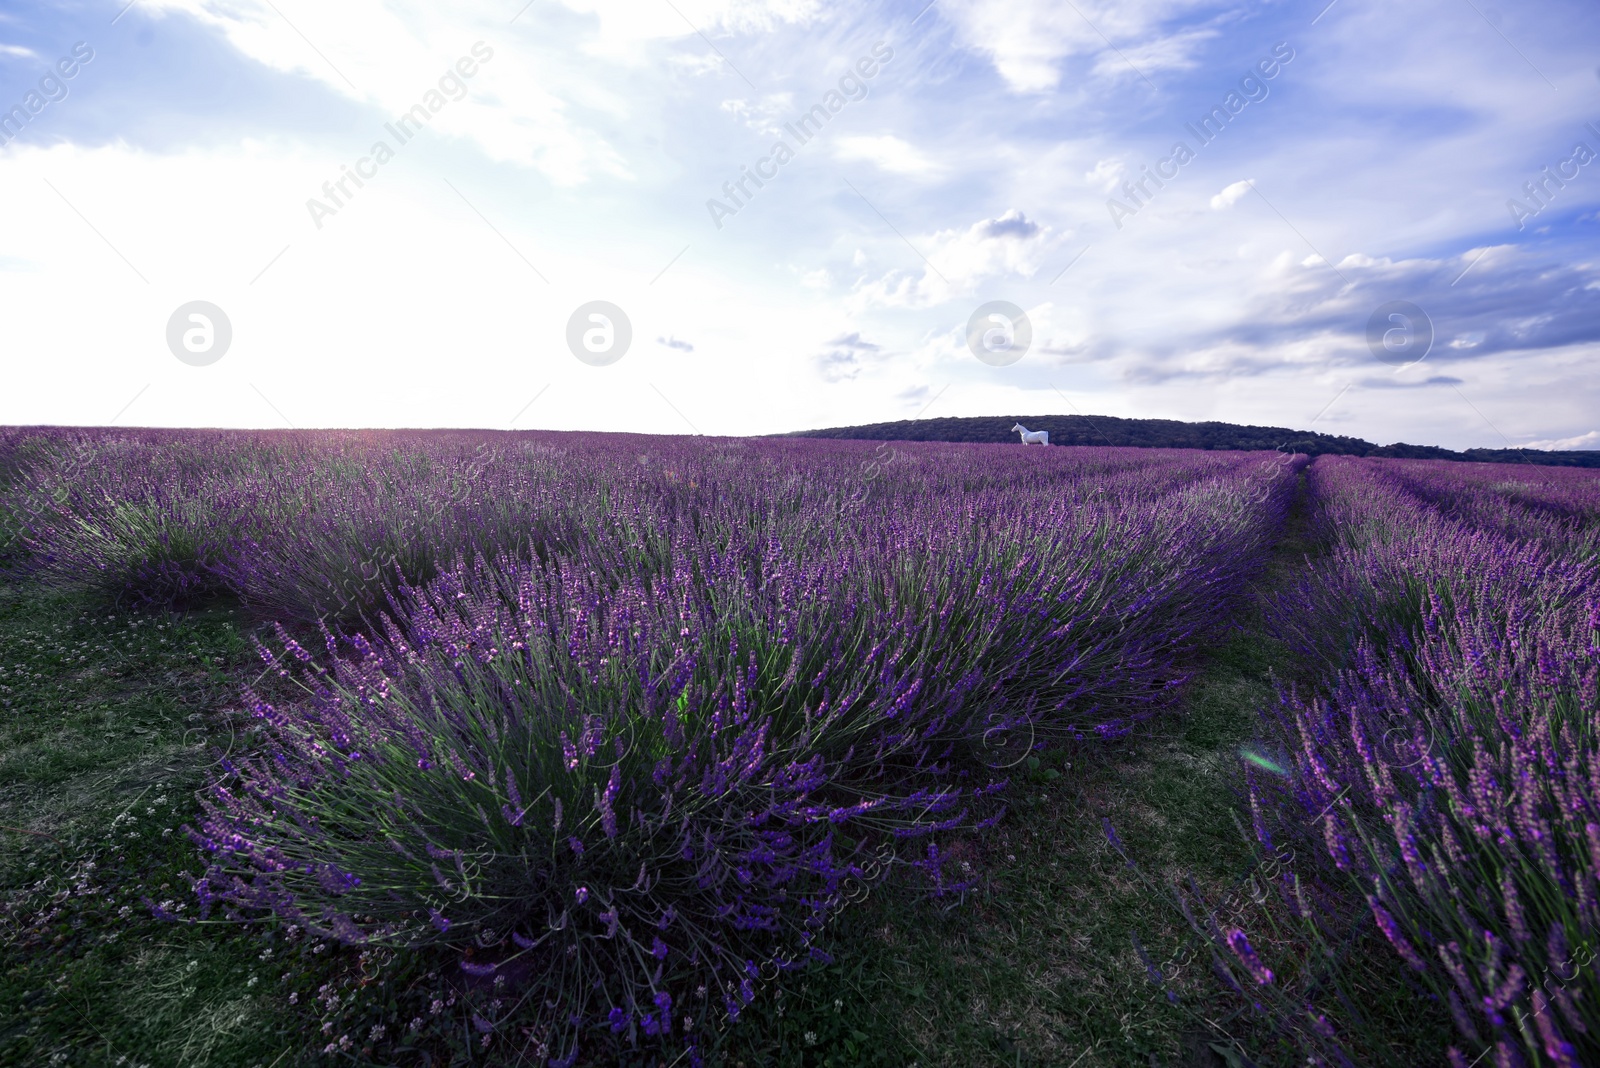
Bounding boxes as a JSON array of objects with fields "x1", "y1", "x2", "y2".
[
  {"x1": 1210, "y1": 179, "x2": 1252, "y2": 210},
  {"x1": 851, "y1": 210, "x2": 1055, "y2": 309},
  {"x1": 1084, "y1": 158, "x2": 1126, "y2": 192},
  {"x1": 1090, "y1": 24, "x2": 1217, "y2": 79},
  {"x1": 720, "y1": 93, "x2": 796, "y2": 137},
  {"x1": 1521, "y1": 430, "x2": 1600, "y2": 450},
  {"x1": 551, "y1": 0, "x2": 821, "y2": 56},
  {"x1": 136, "y1": 0, "x2": 634, "y2": 184},
  {"x1": 834, "y1": 134, "x2": 943, "y2": 178},
  {"x1": 0, "y1": 44, "x2": 39, "y2": 60},
  {"x1": 937, "y1": 0, "x2": 1217, "y2": 92},
  {"x1": 816, "y1": 332, "x2": 882, "y2": 382}
]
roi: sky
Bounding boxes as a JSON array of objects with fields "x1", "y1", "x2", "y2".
[{"x1": 0, "y1": 0, "x2": 1597, "y2": 448}]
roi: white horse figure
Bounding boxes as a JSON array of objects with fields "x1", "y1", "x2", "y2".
[{"x1": 1012, "y1": 423, "x2": 1050, "y2": 446}]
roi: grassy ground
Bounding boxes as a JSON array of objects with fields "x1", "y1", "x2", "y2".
[
  {"x1": 0, "y1": 484, "x2": 1449, "y2": 1066},
  {"x1": 0, "y1": 583, "x2": 306, "y2": 1067}
]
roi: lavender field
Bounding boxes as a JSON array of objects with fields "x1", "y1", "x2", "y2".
[{"x1": 0, "y1": 428, "x2": 1595, "y2": 1067}]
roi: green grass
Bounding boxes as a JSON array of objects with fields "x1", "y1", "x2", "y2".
[{"x1": 0, "y1": 582, "x2": 306, "y2": 1068}]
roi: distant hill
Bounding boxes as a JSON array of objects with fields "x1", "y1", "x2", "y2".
[{"x1": 785, "y1": 415, "x2": 1600, "y2": 469}]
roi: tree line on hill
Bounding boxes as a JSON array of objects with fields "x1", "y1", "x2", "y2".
[{"x1": 785, "y1": 415, "x2": 1600, "y2": 468}]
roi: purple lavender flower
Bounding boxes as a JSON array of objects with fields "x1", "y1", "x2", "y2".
[
  {"x1": 1368, "y1": 897, "x2": 1427, "y2": 971},
  {"x1": 1531, "y1": 990, "x2": 1580, "y2": 1068},
  {"x1": 1501, "y1": 872, "x2": 1530, "y2": 944},
  {"x1": 1307, "y1": 1007, "x2": 1337, "y2": 1041},
  {"x1": 1323, "y1": 813, "x2": 1352, "y2": 871},
  {"x1": 653, "y1": 991, "x2": 673, "y2": 1033},
  {"x1": 1225, "y1": 927, "x2": 1274, "y2": 985},
  {"x1": 598, "y1": 764, "x2": 620, "y2": 839},
  {"x1": 1445, "y1": 989, "x2": 1479, "y2": 1044},
  {"x1": 1483, "y1": 963, "x2": 1527, "y2": 1017}
]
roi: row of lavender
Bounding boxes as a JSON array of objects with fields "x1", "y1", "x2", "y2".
[
  {"x1": 0, "y1": 428, "x2": 1302, "y2": 1062},
  {"x1": 1232, "y1": 456, "x2": 1600, "y2": 1066},
  {"x1": 3, "y1": 428, "x2": 1245, "y2": 620}
]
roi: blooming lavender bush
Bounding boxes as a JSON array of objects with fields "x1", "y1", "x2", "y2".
[
  {"x1": 1242, "y1": 457, "x2": 1600, "y2": 1066},
  {"x1": 127, "y1": 432, "x2": 1297, "y2": 1061},
  {"x1": 1291, "y1": 595, "x2": 1600, "y2": 1066},
  {"x1": 3, "y1": 429, "x2": 582, "y2": 620},
  {"x1": 1382, "y1": 458, "x2": 1600, "y2": 551},
  {"x1": 4, "y1": 426, "x2": 1298, "y2": 641},
  {"x1": 191, "y1": 557, "x2": 876, "y2": 1061},
  {"x1": 5, "y1": 429, "x2": 285, "y2": 604}
]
